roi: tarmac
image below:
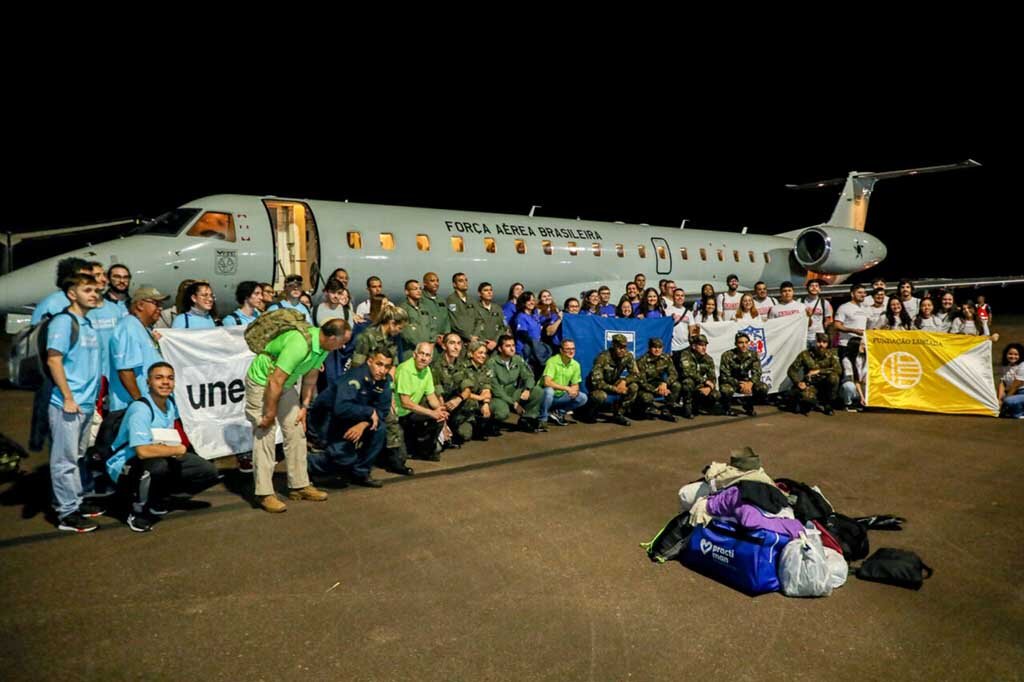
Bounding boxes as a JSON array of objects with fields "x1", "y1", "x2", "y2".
[{"x1": 1, "y1": 321, "x2": 1022, "y2": 681}]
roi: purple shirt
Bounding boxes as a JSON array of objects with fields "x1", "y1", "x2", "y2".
[{"x1": 706, "y1": 486, "x2": 807, "y2": 539}]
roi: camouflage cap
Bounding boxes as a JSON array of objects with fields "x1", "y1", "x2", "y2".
[
  {"x1": 691, "y1": 333, "x2": 709, "y2": 345},
  {"x1": 130, "y1": 286, "x2": 170, "y2": 303},
  {"x1": 735, "y1": 331, "x2": 751, "y2": 342},
  {"x1": 611, "y1": 333, "x2": 628, "y2": 348},
  {"x1": 815, "y1": 332, "x2": 831, "y2": 343},
  {"x1": 648, "y1": 337, "x2": 664, "y2": 349}
]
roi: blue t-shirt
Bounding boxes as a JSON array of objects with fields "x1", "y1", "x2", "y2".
[
  {"x1": 221, "y1": 308, "x2": 260, "y2": 327},
  {"x1": 108, "y1": 315, "x2": 164, "y2": 412},
  {"x1": 502, "y1": 300, "x2": 518, "y2": 325},
  {"x1": 641, "y1": 309, "x2": 665, "y2": 319},
  {"x1": 513, "y1": 311, "x2": 542, "y2": 355},
  {"x1": 107, "y1": 396, "x2": 179, "y2": 481},
  {"x1": 46, "y1": 311, "x2": 101, "y2": 413},
  {"x1": 172, "y1": 310, "x2": 217, "y2": 329},
  {"x1": 598, "y1": 304, "x2": 617, "y2": 318},
  {"x1": 31, "y1": 290, "x2": 71, "y2": 325},
  {"x1": 268, "y1": 300, "x2": 313, "y2": 324},
  {"x1": 87, "y1": 299, "x2": 128, "y2": 377}
]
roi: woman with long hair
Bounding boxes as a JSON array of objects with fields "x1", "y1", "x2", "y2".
[
  {"x1": 692, "y1": 283, "x2": 715, "y2": 314},
  {"x1": 580, "y1": 290, "x2": 601, "y2": 315},
  {"x1": 733, "y1": 293, "x2": 759, "y2": 322},
  {"x1": 504, "y1": 282, "x2": 525, "y2": 325},
  {"x1": 171, "y1": 280, "x2": 217, "y2": 329},
  {"x1": 881, "y1": 297, "x2": 912, "y2": 330},
  {"x1": 616, "y1": 297, "x2": 635, "y2": 318},
  {"x1": 951, "y1": 302, "x2": 999, "y2": 341},
  {"x1": 636, "y1": 288, "x2": 664, "y2": 319},
  {"x1": 537, "y1": 289, "x2": 563, "y2": 349},
  {"x1": 512, "y1": 291, "x2": 549, "y2": 368},
  {"x1": 696, "y1": 296, "x2": 720, "y2": 323},
  {"x1": 913, "y1": 298, "x2": 943, "y2": 331},
  {"x1": 998, "y1": 342, "x2": 1024, "y2": 418}
]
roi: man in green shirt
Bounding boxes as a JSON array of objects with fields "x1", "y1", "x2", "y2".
[
  {"x1": 395, "y1": 342, "x2": 449, "y2": 460},
  {"x1": 486, "y1": 334, "x2": 545, "y2": 433},
  {"x1": 244, "y1": 317, "x2": 351, "y2": 513},
  {"x1": 540, "y1": 339, "x2": 588, "y2": 426}
]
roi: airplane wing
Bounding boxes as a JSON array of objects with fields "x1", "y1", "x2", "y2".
[{"x1": 815, "y1": 275, "x2": 1024, "y2": 298}]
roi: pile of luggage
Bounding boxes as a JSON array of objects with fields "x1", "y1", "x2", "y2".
[{"x1": 642, "y1": 448, "x2": 929, "y2": 596}]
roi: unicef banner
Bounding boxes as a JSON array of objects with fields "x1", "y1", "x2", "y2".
[
  {"x1": 698, "y1": 315, "x2": 807, "y2": 394},
  {"x1": 158, "y1": 328, "x2": 279, "y2": 458},
  {"x1": 562, "y1": 315, "x2": 673, "y2": 380},
  {"x1": 865, "y1": 331, "x2": 998, "y2": 416}
]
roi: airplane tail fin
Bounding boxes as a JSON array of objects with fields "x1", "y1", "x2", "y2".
[{"x1": 786, "y1": 159, "x2": 981, "y2": 231}]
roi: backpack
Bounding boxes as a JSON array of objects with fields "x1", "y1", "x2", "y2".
[
  {"x1": 243, "y1": 308, "x2": 313, "y2": 356},
  {"x1": 824, "y1": 512, "x2": 870, "y2": 561},
  {"x1": 9, "y1": 310, "x2": 79, "y2": 389},
  {"x1": 856, "y1": 548, "x2": 933, "y2": 590},
  {"x1": 641, "y1": 512, "x2": 695, "y2": 563}
]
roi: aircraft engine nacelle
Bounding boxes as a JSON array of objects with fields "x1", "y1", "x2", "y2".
[{"x1": 792, "y1": 226, "x2": 887, "y2": 275}]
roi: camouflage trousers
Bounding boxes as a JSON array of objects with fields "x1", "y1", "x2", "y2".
[
  {"x1": 635, "y1": 382, "x2": 682, "y2": 412},
  {"x1": 789, "y1": 374, "x2": 839, "y2": 407},
  {"x1": 588, "y1": 383, "x2": 638, "y2": 414},
  {"x1": 680, "y1": 385, "x2": 721, "y2": 414},
  {"x1": 720, "y1": 381, "x2": 768, "y2": 410}
]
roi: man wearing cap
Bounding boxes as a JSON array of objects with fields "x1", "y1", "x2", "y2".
[
  {"x1": 719, "y1": 331, "x2": 769, "y2": 416},
  {"x1": 583, "y1": 334, "x2": 638, "y2": 426},
  {"x1": 678, "y1": 334, "x2": 720, "y2": 419},
  {"x1": 634, "y1": 338, "x2": 681, "y2": 422},
  {"x1": 786, "y1": 332, "x2": 841, "y2": 415},
  {"x1": 267, "y1": 274, "x2": 313, "y2": 324},
  {"x1": 245, "y1": 318, "x2": 351, "y2": 513},
  {"x1": 716, "y1": 275, "x2": 743, "y2": 322}
]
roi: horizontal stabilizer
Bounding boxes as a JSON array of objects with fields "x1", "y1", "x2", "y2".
[{"x1": 785, "y1": 159, "x2": 981, "y2": 190}]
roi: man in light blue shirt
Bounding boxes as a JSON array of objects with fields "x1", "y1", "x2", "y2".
[
  {"x1": 107, "y1": 286, "x2": 169, "y2": 413},
  {"x1": 30, "y1": 257, "x2": 92, "y2": 324},
  {"x1": 86, "y1": 262, "x2": 129, "y2": 377},
  {"x1": 46, "y1": 273, "x2": 104, "y2": 532},
  {"x1": 266, "y1": 274, "x2": 313, "y2": 323},
  {"x1": 104, "y1": 263, "x2": 132, "y2": 316},
  {"x1": 108, "y1": 362, "x2": 219, "y2": 533},
  {"x1": 221, "y1": 281, "x2": 263, "y2": 328}
]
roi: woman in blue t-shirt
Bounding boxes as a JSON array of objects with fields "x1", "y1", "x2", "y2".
[{"x1": 171, "y1": 281, "x2": 217, "y2": 329}]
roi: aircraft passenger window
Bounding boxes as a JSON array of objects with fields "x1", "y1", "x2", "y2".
[
  {"x1": 638, "y1": 245, "x2": 647, "y2": 259},
  {"x1": 717, "y1": 249, "x2": 725, "y2": 262},
  {"x1": 484, "y1": 237, "x2": 497, "y2": 254},
  {"x1": 380, "y1": 233, "x2": 396, "y2": 250},
  {"x1": 592, "y1": 243, "x2": 601, "y2": 256},
  {"x1": 542, "y1": 240, "x2": 553, "y2": 255},
  {"x1": 186, "y1": 212, "x2": 236, "y2": 242},
  {"x1": 515, "y1": 239, "x2": 527, "y2": 254},
  {"x1": 699, "y1": 248, "x2": 707, "y2": 261},
  {"x1": 417, "y1": 235, "x2": 430, "y2": 251},
  {"x1": 657, "y1": 245, "x2": 668, "y2": 260},
  {"x1": 616, "y1": 244, "x2": 624, "y2": 258},
  {"x1": 748, "y1": 250, "x2": 756, "y2": 263},
  {"x1": 733, "y1": 250, "x2": 740, "y2": 262},
  {"x1": 347, "y1": 232, "x2": 362, "y2": 249},
  {"x1": 680, "y1": 247, "x2": 689, "y2": 260},
  {"x1": 764, "y1": 252, "x2": 771, "y2": 264},
  {"x1": 451, "y1": 236, "x2": 465, "y2": 253},
  {"x1": 568, "y1": 242, "x2": 578, "y2": 256}
]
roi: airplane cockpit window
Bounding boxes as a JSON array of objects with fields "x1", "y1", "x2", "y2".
[
  {"x1": 748, "y1": 250, "x2": 756, "y2": 263},
  {"x1": 615, "y1": 244, "x2": 624, "y2": 258},
  {"x1": 417, "y1": 235, "x2": 430, "y2": 251},
  {"x1": 130, "y1": 208, "x2": 201, "y2": 236},
  {"x1": 716, "y1": 249, "x2": 725, "y2": 262},
  {"x1": 568, "y1": 242, "x2": 578, "y2": 256},
  {"x1": 515, "y1": 239, "x2": 527, "y2": 255},
  {"x1": 699, "y1": 248, "x2": 707, "y2": 261},
  {"x1": 638, "y1": 245, "x2": 647, "y2": 259},
  {"x1": 484, "y1": 238, "x2": 497, "y2": 254},
  {"x1": 592, "y1": 243, "x2": 601, "y2": 256},
  {"x1": 380, "y1": 233, "x2": 396, "y2": 250},
  {"x1": 348, "y1": 232, "x2": 362, "y2": 249},
  {"x1": 542, "y1": 240, "x2": 553, "y2": 255},
  {"x1": 186, "y1": 212, "x2": 236, "y2": 242},
  {"x1": 451, "y1": 236, "x2": 465, "y2": 253},
  {"x1": 680, "y1": 247, "x2": 689, "y2": 260}
]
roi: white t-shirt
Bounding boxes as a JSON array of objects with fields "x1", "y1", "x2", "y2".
[
  {"x1": 768, "y1": 300, "x2": 805, "y2": 320},
  {"x1": 355, "y1": 299, "x2": 372, "y2": 318},
  {"x1": 950, "y1": 318, "x2": 990, "y2": 336},
  {"x1": 1001, "y1": 363, "x2": 1024, "y2": 390},
  {"x1": 834, "y1": 301, "x2": 869, "y2": 346},
  {"x1": 842, "y1": 355, "x2": 866, "y2": 383},
  {"x1": 802, "y1": 296, "x2": 834, "y2": 339},
  {"x1": 898, "y1": 296, "x2": 920, "y2": 319},
  {"x1": 915, "y1": 316, "x2": 944, "y2": 332},
  {"x1": 863, "y1": 303, "x2": 887, "y2": 330},
  {"x1": 664, "y1": 304, "x2": 695, "y2": 352},
  {"x1": 716, "y1": 291, "x2": 743, "y2": 322},
  {"x1": 753, "y1": 296, "x2": 776, "y2": 321}
]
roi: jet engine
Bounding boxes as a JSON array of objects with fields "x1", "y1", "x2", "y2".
[{"x1": 792, "y1": 226, "x2": 887, "y2": 275}]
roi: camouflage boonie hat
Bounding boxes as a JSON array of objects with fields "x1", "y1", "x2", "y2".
[
  {"x1": 691, "y1": 334, "x2": 709, "y2": 345},
  {"x1": 611, "y1": 334, "x2": 628, "y2": 348},
  {"x1": 648, "y1": 337, "x2": 664, "y2": 349}
]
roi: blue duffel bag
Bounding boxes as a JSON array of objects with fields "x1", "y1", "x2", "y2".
[{"x1": 680, "y1": 520, "x2": 791, "y2": 595}]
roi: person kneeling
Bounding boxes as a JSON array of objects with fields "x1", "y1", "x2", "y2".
[
  {"x1": 107, "y1": 362, "x2": 219, "y2": 533},
  {"x1": 787, "y1": 332, "x2": 841, "y2": 415},
  {"x1": 718, "y1": 332, "x2": 768, "y2": 416},
  {"x1": 396, "y1": 342, "x2": 449, "y2": 461}
]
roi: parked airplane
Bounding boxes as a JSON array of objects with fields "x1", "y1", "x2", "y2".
[{"x1": 0, "y1": 160, "x2": 996, "y2": 323}]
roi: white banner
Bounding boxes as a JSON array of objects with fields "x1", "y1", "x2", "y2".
[
  {"x1": 157, "y1": 328, "x2": 279, "y2": 459},
  {"x1": 698, "y1": 315, "x2": 807, "y2": 394}
]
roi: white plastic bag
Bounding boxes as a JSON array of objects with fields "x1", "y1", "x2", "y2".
[
  {"x1": 678, "y1": 481, "x2": 711, "y2": 512},
  {"x1": 823, "y1": 547, "x2": 849, "y2": 590},
  {"x1": 778, "y1": 529, "x2": 833, "y2": 597}
]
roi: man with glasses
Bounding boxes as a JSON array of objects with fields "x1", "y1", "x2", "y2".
[
  {"x1": 267, "y1": 274, "x2": 312, "y2": 323},
  {"x1": 105, "y1": 264, "x2": 132, "y2": 314},
  {"x1": 540, "y1": 339, "x2": 588, "y2": 427}
]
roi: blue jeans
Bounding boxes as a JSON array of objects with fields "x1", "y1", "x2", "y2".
[
  {"x1": 1003, "y1": 388, "x2": 1024, "y2": 418},
  {"x1": 48, "y1": 405, "x2": 93, "y2": 519},
  {"x1": 540, "y1": 388, "x2": 588, "y2": 420},
  {"x1": 839, "y1": 381, "x2": 860, "y2": 406}
]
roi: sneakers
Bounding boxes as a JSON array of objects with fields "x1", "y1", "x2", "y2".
[
  {"x1": 58, "y1": 512, "x2": 98, "y2": 533},
  {"x1": 147, "y1": 502, "x2": 169, "y2": 516},
  {"x1": 127, "y1": 512, "x2": 157, "y2": 533},
  {"x1": 78, "y1": 502, "x2": 106, "y2": 518},
  {"x1": 547, "y1": 413, "x2": 566, "y2": 427},
  {"x1": 236, "y1": 453, "x2": 254, "y2": 473},
  {"x1": 845, "y1": 405, "x2": 858, "y2": 413},
  {"x1": 287, "y1": 486, "x2": 328, "y2": 502},
  {"x1": 260, "y1": 495, "x2": 288, "y2": 513}
]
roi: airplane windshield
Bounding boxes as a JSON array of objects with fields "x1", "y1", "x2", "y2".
[{"x1": 129, "y1": 208, "x2": 202, "y2": 237}]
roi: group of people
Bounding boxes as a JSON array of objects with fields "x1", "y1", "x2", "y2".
[{"x1": 26, "y1": 257, "x2": 1023, "y2": 531}]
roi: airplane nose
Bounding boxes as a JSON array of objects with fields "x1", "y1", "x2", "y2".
[{"x1": 0, "y1": 260, "x2": 55, "y2": 314}]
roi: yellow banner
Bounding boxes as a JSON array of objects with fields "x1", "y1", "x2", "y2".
[{"x1": 865, "y1": 331, "x2": 998, "y2": 417}]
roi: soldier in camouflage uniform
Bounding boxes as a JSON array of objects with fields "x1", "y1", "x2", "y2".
[
  {"x1": 486, "y1": 334, "x2": 545, "y2": 432},
  {"x1": 634, "y1": 337, "x2": 681, "y2": 422},
  {"x1": 420, "y1": 272, "x2": 451, "y2": 339},
  {"x1": 719, "y1": 331, "x2": 769, "y2": 416},
  {"x1": 432, "y1": 332, "x2": 475, "y2": 444},
  {"x1": 475, "y1": 282, "x2": 509, "y2": 353},
  {"x1": 398, "y1": 279, "x2": 438, "y2": 361},
  {"x1": 678, "y1": 334, "x2": 720, "y2": 418},
  {"x1": 786, "y1": 332, "x2": 841, "y2": 415},
  {"x1": 350, "y1": 306, "x2": 410, "y2": 470},
  {"x1": 459, "y1": 341, "x2": 498, "y2": 438},
  {"x1": 584, "y1": 333, "x2": 639, "y2": 426}
]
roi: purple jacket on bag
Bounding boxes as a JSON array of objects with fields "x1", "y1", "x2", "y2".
[{"x1": 706, "y1": 486, "x2": 807, "y2": 539}]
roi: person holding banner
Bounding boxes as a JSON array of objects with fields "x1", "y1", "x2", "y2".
[
  {"x1": 678, "y1": 334, "x2": 720, "y2": 419},
  {"x1": 718, "y1": 332, "x2": 768, "y2": 416},
  {"x1": 786, "y1": 332, "x2": 841, "y2": 416},
  {"x1": 582, "y1": 334, "x2": 638, "y2": 426}
]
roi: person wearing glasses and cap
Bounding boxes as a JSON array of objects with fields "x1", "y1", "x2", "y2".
[{"x1": 266, "y1": 274, "x2": 313, "y2": 324}]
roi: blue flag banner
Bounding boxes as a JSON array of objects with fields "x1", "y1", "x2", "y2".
[{"x1": 562, "y1": 315, "x2": 673, "y2": 380}]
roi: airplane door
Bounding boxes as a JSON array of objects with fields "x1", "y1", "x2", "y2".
[
  {"x1": 651, "y1": 237, "x2": 672, "y2": 275},
  {"x1": 263, "y1": 200, "x2": 323, "y2": 293}
]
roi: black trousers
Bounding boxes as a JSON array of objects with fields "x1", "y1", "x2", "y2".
[{"x1": 134, "y1": 453, "x2": 219, "y2": 512}]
